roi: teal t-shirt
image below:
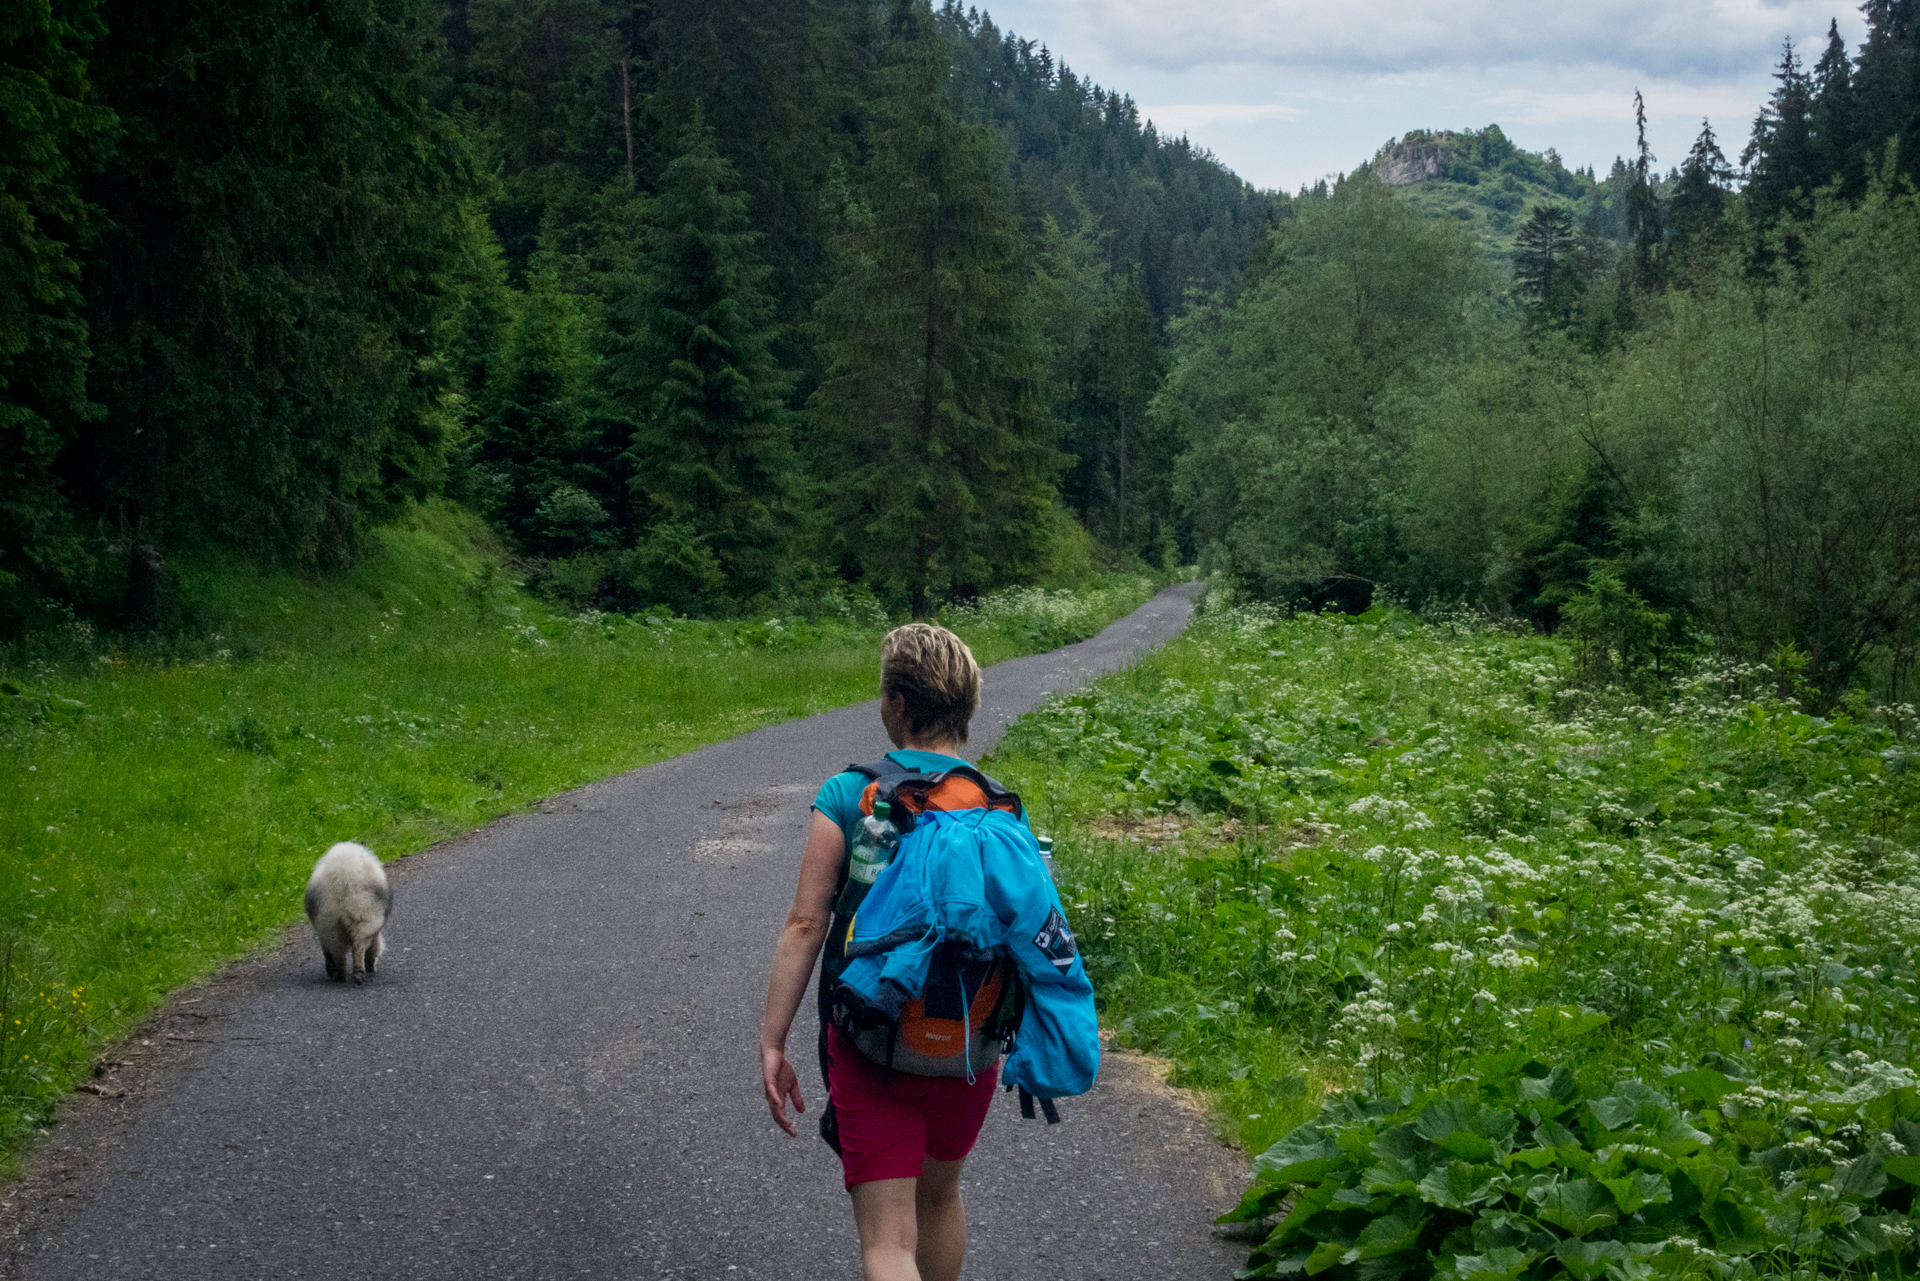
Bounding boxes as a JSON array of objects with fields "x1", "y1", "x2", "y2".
[{"x1": 812, "y1": 749, "x2": 971, "y2": 852}]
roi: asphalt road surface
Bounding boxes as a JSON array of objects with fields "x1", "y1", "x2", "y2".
[{"x1": 2, "y1": 582, "x2": 1249, "y2": 1280}]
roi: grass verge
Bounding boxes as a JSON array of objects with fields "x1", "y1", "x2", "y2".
[
  {"x1": 0, "y1": 499, "x2": 1158, "y2": 1157},
  {"x1": 985, "y1": 594, "x2": 1920, "y2": 1279}
]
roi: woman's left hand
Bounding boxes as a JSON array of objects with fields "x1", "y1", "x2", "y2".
[{"x1": 762, "y1": 1043, "x2": 805, "y2": 1137}]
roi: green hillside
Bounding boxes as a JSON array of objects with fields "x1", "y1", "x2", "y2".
[{"x1": 1358, "y1": 125, "x2": 1624, "y2": 260}]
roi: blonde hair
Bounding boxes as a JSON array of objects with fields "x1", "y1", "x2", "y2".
[{"x1": 880, "y1": 623, "x2": 982, "y2": 744}]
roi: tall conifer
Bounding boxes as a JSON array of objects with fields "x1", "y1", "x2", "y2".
[
  {"x1": 1668, "y1": 120, "x2": 1733, "y2": 281},
  {"x1": 1811, "y1": 20, "x2": 1859, "y2": 196},
  {"x1": 1853, "y1": 0, "x2": 1920, "y2": 183},
  {"x1": 1744, "y1": 41, "x2": 1818, "y2": 227},
  {"x1": 811, "y1": 1, "x2": 1061, "y2": 612},
  {"x1": 1623, "y1": 90, "x2": 1664, "y2": 292},
  {"x1": 617, "y1": 115, "x2": 798, "y2": 609}
]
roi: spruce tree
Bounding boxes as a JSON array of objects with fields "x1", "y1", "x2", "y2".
[
  {"x1": 812, "y1": 0, "x2": 1061, "y2": 612},
  {"x1": 1668, "y1": 120, "x2": 1733, "y2": 281},
  {"x1": 1623, "y1": 90, "x2": 1664, "y2": 292},
  {"x1": 1743, "y1": 41, "x2": 1818, "y2": 228},
  {"x1": 1853, "y1": 0, "x2": 1920, "y2": 184},
  {"x1": 617, "y1": 115, "x2": 798, "y2": 609},
  {"x1": 1811, "y1": 20, "x2": 1859, "y2": 196},
  {"x1": 461, "y1": 0, "x2": 629, "y2": 278},
  {"x1": 1513, "y1": 204, "x2": 1575, "y2": 316},
  {"x1": 471, "y1": 251, "x2": 604, "y2": 557}
]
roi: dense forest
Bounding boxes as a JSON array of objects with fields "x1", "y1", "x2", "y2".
[
  {"x1": 7, "y1": 0, "x2": 1920, "y2": 705},
  {"x1": 1164, "y1": 22, "x2": 1920, "y2": 708},
  {"x1": 0, "y1": 0, "x2": 1271, "y2": 628}
]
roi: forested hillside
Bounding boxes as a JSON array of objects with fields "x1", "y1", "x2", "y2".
[
  {"x1": 8, "y1": 0, "x2": 1919, "y2": 707},
  {"x1": 1161, "y1": 18, "x2": 1920, "y2": 709},
  {"x1": 0, "y1": 0, "x2": 1271, "y2": 634},
  {"x1": 1364, "y1": 126, "x2": 1615, "y2": 259}
]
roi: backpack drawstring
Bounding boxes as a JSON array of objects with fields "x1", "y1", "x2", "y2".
[{"x1": 960, "y1": 970, "x2": 975, "y2": 1085}]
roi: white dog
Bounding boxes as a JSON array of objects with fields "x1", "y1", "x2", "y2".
[{"x1": 304, "y1": 842, "x2": 391, "y2": 982}]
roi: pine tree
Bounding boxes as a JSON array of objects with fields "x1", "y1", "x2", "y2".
[
  {"x1": 1623, "y1": 90, "x2": 1664, "y2": 291},
  {"x1": 616, "y1": 114, "x2": 799, "y2": 609},
  {"x1": 470, "y1": 248, "x2": 607, "y2": 558},
  {"x1": 1668, "y1": 119, "x2": 1733, "y2": 281},
  {"x1": 1811, "y1": 20, "x2": 1859, "y2": 196},
  {"x1": 1853, "y1": 0, "x2": 1920, "y2": 183},
  {"x1": 1743, "y1": 40, "x2": 1818, "y2": 228},
  {"x1": 461, "y1": 0, "x2": 629, "y2": 278},
  {"x1": 0, "y1": 0, "x2": 114, "y2": 624},
  {"x1": 1513, "y1": 204, "x2": 1575, "y2": 315},
  {"x1": 812, "y1": 0, "x2": 1061, "y2": 612}
]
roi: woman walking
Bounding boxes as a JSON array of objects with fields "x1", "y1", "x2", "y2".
[{"x1": 759, "y1": 623, "x2": 996, "y2": 1281}]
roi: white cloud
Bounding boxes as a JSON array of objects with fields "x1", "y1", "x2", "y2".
[
  {"x1": 974, "y1": 0, "x2": 1859, "y2": 189},
  {"x1": 1483, "y1": 78, "x2": 1762, "y2": 126},
  {"x1": 1139, "y1": 102, "x2": 1306, "y2": 133},
  {"x1": 1038, "y1": 0, "x2": 1848, "y2": 78}
]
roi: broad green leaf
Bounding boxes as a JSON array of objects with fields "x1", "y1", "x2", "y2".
[
  {"x1": 1649, "y1": 1109, "x2": 1711, "y2": 1154},
  {"x1": 1450, "y1": 1247, "x2": 1534, "y2": 1281},
  {"x1": 1275, "y1": 1177, "x2": 1342, "y2": 1236},
  {"x1": 1672, "y1": 1153, "x2": 1728, "y2": 1204},
  {"x1": 1535, "y1": 1118, "x2": 1582, "y2": 1149},
  {"x1": 1553, "y1": 1237, "x2": 1625, "y2": 1281},
  {"x1": 1255, "y1": 1126, "x2": 1342, "y2": 1183},
  {"x1": 1588, "y1": 1096, "x2": 1639, "y2": 1131},
  {"x1": 1881, "y1": 1154, "x2": 1920, "y2": 1186},
  {"x1": 1363, "y1": 1155, "x2": 1427, "y2": 1196},
  {"x1": 1356, "y1": 1210, "x2": 1429, "y2": 1259},
  {"x1": 1535, "y1": 1177, "x2": 1619, "y2": 1237},
  {"x1": 1414, "y1": 1101, "x2": 1515, "y2": 1161},
  {"x1": 1417, "y1": 1159, "x2": 1498, "y2": 1210},
  {"x1": 1414, "y1": 1102, "x2": 1480, "y2": 1145},
  {"x1": 1472, "y1": 1050, "x2": 1536, "y2": 1084},
  {"x1": 1304, "y1": 1239, "x2": 1352, "y2": 1275},
  {"x1": 1355, "y1": 1254, "x2": 1420, "y2": 1281},
  {"x1": 1599, "y1": 1170, "x2": 1671, "y2": 1214},
  {"x1": 1698, "y1": 1194, "x2": 1767, "y2": 1248},
  {"x1": 1664, "y1": 1068, "x2": 1734, "y2": 1107},
  {"x1": 1831, "y1": 1150, "x2": 1888, "y2": 1199},
  {"x1": 1370, "y1": 1124, "x2": 1429, "y2": 1161},
  {"x1": 1848, "y1": 1213, "x2": 1917, "y2": 1256},
  {"x1": 1517, "y1": 1066, "x2": 1580, "y2": 1118}
]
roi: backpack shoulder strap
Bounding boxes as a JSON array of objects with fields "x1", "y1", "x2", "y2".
[{"x1": 846, "y1": 755, "x2": 920, "y2": 784}]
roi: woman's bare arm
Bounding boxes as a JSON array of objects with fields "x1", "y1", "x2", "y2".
[{"x1": 760, "y1": 809, "x2": 844, "y2": 1137}]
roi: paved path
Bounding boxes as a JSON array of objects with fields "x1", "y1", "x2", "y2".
[{"x1": 1, "y1": 583, "x2": 1248, "y2": 1280}]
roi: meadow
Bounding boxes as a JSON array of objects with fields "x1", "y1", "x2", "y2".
[
  {"x1": 989, "y1": 593, "x2": 1920, "y2": 1280},
  {"x1": 0, "y1": 500, "x2": 1155, "y2": 1156}
]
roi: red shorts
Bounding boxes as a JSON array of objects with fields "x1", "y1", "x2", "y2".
[{"x1": 826, "y1": 1024, "x2": 998, "y2": 1189}]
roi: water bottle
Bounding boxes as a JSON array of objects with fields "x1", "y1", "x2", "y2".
[
  {"x1": 1036, "y1": 833, "x2": 1057, "y2": 882},
  {"x1": 847, "y1": 801, "x2": 901, "y2": 886}
]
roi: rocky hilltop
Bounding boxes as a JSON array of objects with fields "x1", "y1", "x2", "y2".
[
  {"x1": 1357, "y1": 125, "x2": 1619, "y2": 258},
  {"x1": 1374, "y1": 131, "x2": 1458, "y2": 186}
]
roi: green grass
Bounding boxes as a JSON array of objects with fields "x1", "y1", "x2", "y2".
[
  {"x1": 985, "y1": 595, "x2": 1920, "y2": 1277},
  {"x1": 0, "y1": 499, "x2": 1158, "y2": 1155},
  {"x1": 986, "y1": 595, "x2": 1920, "y2": 1137}
]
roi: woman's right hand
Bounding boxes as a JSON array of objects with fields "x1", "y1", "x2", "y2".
[{"x1": 762, "y1": 1042, "x2": 805, "y2": 1137}]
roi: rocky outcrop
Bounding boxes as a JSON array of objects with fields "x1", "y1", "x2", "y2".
[{"x1": 1375, "y1": 132, "x2": 1457, "y2": 186}]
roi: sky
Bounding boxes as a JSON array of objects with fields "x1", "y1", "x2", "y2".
[{"x1": 969, "y1": 0, "x2": 1867, "y2": 192}]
